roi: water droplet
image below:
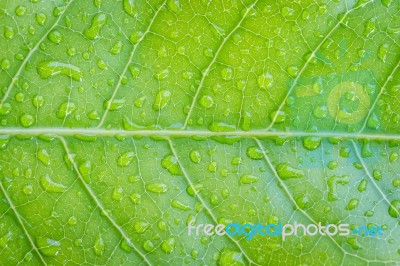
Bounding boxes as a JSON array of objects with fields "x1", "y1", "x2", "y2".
[
  {"x1": 276, "y1": 163, "x2": 303, "y2": 180},
  {"x1": 68, "y1": 216, "x2": 77, "y2": 225},
  {"x1": 0, "y1": 231, "x2": 11, "y2": 248},
  {"x1": 381, "y1": 0, "x2": 392, "y2": 7},
  {"x1": 36, "y1": 238, "x2": 61, "y2": 257},
  {"x1": 117, "y1": 152, "x2": 135, "y2": 167},
  {"x1": 171, "y1": 199, "x2": 190, "y2": 210},
  {"x1": 103, "y1": 98, "x2": 126, "y2": 111},
  {"x1": 358, "y1": 179, "x2": 368, "y2": 192},
  {"x1": 78, "y1": 161, "x2": 91, "y2": 182},
  {"x1": 47, "y1": 30, "x2": 62, "y2": 44},
  {"x1": 152, "y1": 90, "x2": 171, "y2": 110},
  {"x1": 37, "y1": 149, "x2": 50, "y2": 165},
  {"x1": 143, "y1": 240, "x2": 155, "y2": 251},
  {"x1": 41, "y1": 174, "x2": 66, "y2": 193},
  {"x1": 23, "y1": 185, "x2": 33, "y2": 195},
  {"x1": 186, "y1": 183, "x2": 203, "y2": 197},
  {"x1": 84, "y1": 13, "x2": 107, "y2": 40},
  {"x1": 110, "y1": 41, "x2": 123, "y2": 55},
  {"x1": 161, "y1": 237, "x2": 175, "y2": 253},
  {"x1": 161, "y1": 155, "x2": 182, "y2": 175},
  {"x1": 112, "y1": 187, "x2": 124, "y2": 201},
  {"x1": 56, "y1": 102, "x2": 77, "y2": 119},
  {"x1": 199, "y1": 95, "x2": 214, "y2": 108},
  {"x1": 129, "y1": 65, "x2": 140, "y2": 78},
  {"x1": 154, "y1": 69, "x2": 169, "y2": 80},
  {"x1": 282, "y1": 6, "x2": 294, "y2": 17},
  {"x1": 37, "y1": 61, "x2": 83, "y2": 81},
  {"x1": 270, "y1": 110, "x2": 286, "y2": 123},
  {"x1": 388, "y1": 200, "x2": 400, "y2": 218},
  {"x1": 129, "y1": 31, "x2": 143, "y2": 43},
  {"x1": 15, "y1": 5, "x2": 27, "y2": 16},
  {"x1": 0, "y1": 102, "x2": 11, "y2": 115},
  {"x1": 167, "y1": 0, "x2": 181, "y2": 13},
  {"x1": 367, "y1": 113, "x2": 380, "y2": 129},
  {"x1": 340, "y1": 147, "x2": 350, "y2": 158},
  {"x1": 189, "y1": 150, "x2": 201, "y2": 164},
  {"x1": 133, "y1": 221, "x2": 149, "y2": 233},
  {"x1": 313, "y1": 105, "x2": 328, "y2": 118},
  {"x1": 221, "y1": 67, "x2": 233, "y2": 80},
  {"x1": 246, "y1": 146, "x2": 263, "y2": 160},
  {"x1": 1, "y1": 59, "x2": 10, "y2": 70},
  {"x1": 345, "y1": 198, "x2": 359, "y2": 210},
  {"x1": 4, "y1": 26, "x2": 15, "y2": 39},
  {"x1": 240, "y1": 174, "x2": 259, "y2": 184},
  {"x1": 36, "y1": 13, "x2": 47, "y2": 25},
  {"x1": 303, "y1": 137, "x2": 321, "y2": 151},
  {"x1": 20, "y1": 114, "x2": 34, "y2": 127},
  {"x1": 257, "y1": 73, "x2": 273, "y2": 89},
  {"x1": 123, "y1": 0, "x2": 136, "y2": 16},
  {"x1": 129, "y1": 193, "x2": 141, "y2": 204},
  {"x1": 287, "y1": 65, "x2": 299, "y2": 77},
  {"x1": 93, "y1": 236, "x2": 105, "y2": 256},
  {"x1": 208, "y1": 122, "x2": 235, "y2": 132},
  {"x1": 390, "y1": 152, "x2": 398, "y2": 162},
  {"x1": 373, "y1": 169, "x2": 382, "y2": 180},
  {"x1": 364, "y1": 18, "x2": 376, "y2": 37},
  {"x1": 146, "y1": 183, "x2": 168, "y2": 193},
  {"x1": 378, "y1": 44, "x2": 389, "y2": 62},
  {"x1": 203, "y1": 48, "x2": 213, "y2": 58},
  {"x1": 219, "y1": 250, "x2": 245, "y2": 266}
]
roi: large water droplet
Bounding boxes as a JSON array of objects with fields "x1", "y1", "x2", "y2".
[
  {"x1": 84, "y1": 13, "x2": 107, "y2": 40},
  {"x1": 36, "y1": 13, "x2": 47, "y2": 25},
  {"x1": 161, "y1": 237, "x2": 175, "y2": 253},
  {"x1": 103, "y1": 98, "x2": 126, "y2": 111},
  {"x1": 161, "y1": 155, "x2": 182, "y2": 175},
  {"x1": 94, "y1": 236, "x2": 105, "y2": 256},
  {"x1": 56, "y1": 102, "x2": 77, "y2": 119},
  {"x1": 152, "y1": 90, "x2": 171, "y2": 111},
  {"x1": 20, "y1": 114, "x2": 35, "y2": 128},
  {"x1": 37, "y1": 149, "x2": 50, "y2": 165},
  {"x1": 41, "y1": 174, "x2": 66, "y2": 193},
  {"x1": 189, "y1": 150, "x2": 201, "y2": 164},
  {"x1": 257, "y1": 73, "x2": 273, "y2": 89},
  {"x1": 199, "y1": 95, "x2": 214, "y2": 108},
  {"x1": 246, "y1": 146, "x2": 263, "y2": 160},
  {"x1": 37, "y1": 61, "x2": 83, "y2": 81}
]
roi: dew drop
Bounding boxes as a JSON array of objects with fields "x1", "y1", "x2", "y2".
[
  {"x1": 0, "y1": 102, "x2": 11, "y2": 115},
  {"x1": 389, "y1": 200, "x2": 400, "y2": 218},
  {"x1": 199, "y1": 95, "x2": 214, "y2": 108},
  {"x1": 345, "y1": 198, "x2": 359, "y2": 210},
  {"x1": 219, "y1": 250, "x2": 245, "y2": 266},
  {"x1": 37, "y1": 149, "x2": 50, "y2": 165},
  {"x1": 37, "y1": 61, "x2": 83, "y2": 81},
  {"x1": 189, "y1": 150, "x2": 201, "y2": 164},
  {"x1": 1, "y1": 59, "x2": 10, "y2": 70},
  {"x1": 364, "y1": 18, "x2": 376, "y2": 37},
  {"x1": 302, "y1": 137, "x2": 321, "y2": 151},
  {"x1": 221, "y1": 67, "x2": 233, "y2": 80},
  {"x1": 68, "y1": 216, "x2": 77, "y2": 225},
  {"x1": 378, "y1": 44, "x2": 389, "y2": 62},
  {"x1": 171, "y1": 199, "x2": 190, "y2": 210},
  {"x1": 143, "y1": 240, "x2": 155, "y2": 252},
  {"x1": 36, "y1": 13, "x2": 47, "y2": 26},
  {"x1": 257, "y1": 73, "x2": 273, "y2": 89},
  {"x1": 36, "y1": 238, "x2": 61, "y2": 257},
  {"x1": 270, "y1": 110, "x2": 286, "y2": 123},
  {"x1": 4, "y1": 26, "x2": 15, "y2": 39},
  {"x1": 109, "y1": 41, "x2": 123, "y2": 55},
  {"x1": 47, "y1": 30, "x2": 62, "y2": 44},
  {"x1": 20, "y1": 114, "x2": 35, "y2": 127},
  {"x1": 240, "y1": 174, "x2": 259, "y2": 184},
  {"x1": 154, "y1": 69, "x2": 169, "y2": 80},
  {"x1": 161, "y1": 155, "x2": 182, "y2": 175},
  {"x1": 313, "y1": 105, "x2": 328, "y2": 118},
  {"x1": 129, "y1": 193, "x2": 141, "y2": 204},
  {"x1": 358, "y1": 179, "x2": 368, "y2": 192},
  {"x1": 129, "y1": 31, "x2": 143, "y2": 43},
  {"x1": 167, "y1": 0, "x2": 181, "y2": 13},
  {"x1": 276, "y1": 163, "x2": 303, "y2": 180},
  {"x1": 56, "y1": 102, "x2": 77, "y2": 119},
  {"x1": 161, "y1": 237, "x2": 175, "y2": 253},
  {"x1": 112, "y1": 187, "x2": 124, "y2": 201},
  {"x1": 93, "y1": 236, "x2": 105, "y2": 256},
  {"x1": 41, "y1": 174, "x2": 66, "y2": 193},
  {"x1": 373, "y1": 169, "x2": 382, "y2": 180},
  {"x1": 367, "y1": 113, "x2": 380, "y2": 129},
  {"x1": 84, "y1": 13, "x2": 107, "y2": 40},
  {"x1": 23, "y1": 185, "x2": 33, "y2": 195},
  {"x1": 152, "y1": 90, "x2": 171, "y2": 111},
  {"x1": 117, "y1": 152, "x2": 135, "y2": 167},
  {"x1": 246, "y1": 146, "x2": 263, "y2": 160},
  {"x1": 123, "y1": 0, "x2": 136, "y2": 16},
  {"x1": 103, "y1": 98, "x2": 126, "y2": 111},
  {"x1": 287, "y1": 65, "x2": 299, "y2": 77},
  {"x1": 389, "y1": 152, "x2": 398, "y2": 162},
  {"x1": 381, "y1": 0, "x2": 392, "y2": 7},
  {"x1": 146, "y1": 183, "x2": 168, "y2": 193},
  {"x1": 15, "y1": 5, "x2": 27, "y2": 16}
]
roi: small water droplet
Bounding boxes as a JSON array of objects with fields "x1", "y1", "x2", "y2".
[
  {"x1": 161, "y1": 237, "x2": 175, "y2": 253},
  {"x1": 246, "y1": 146, "x2": 263, "y2": 160},
  {"x1": 23, "y1": 185, "x2": 33, "y2": 195},
  {"x1": 47, "y1": 30, "x2": 62, "y2": 44},
  {"x1": 4, "y1": 26, "x2": 15, "y2": 39},
  {"x1": 84, "y1": 13, "x2": 107, "y2": 40},
  {"x1": 109, "y1": 41, "x2": 123, "y2": 55},
  {"x1": 257, "y1": 73, "x2": 273, "y2": 89},
  {"x1": 123, "y1": 0, "x2": 136, "y2": 16},
  {"x1": 189, "y1": 150, "x2": 201, "y2": 164},
  {"x1": 287, "y1": 65, "x2": 299, "y2": 77},
  {"x1": 117, "y1": 152, "x2": 135, "y2": 167},
  {"x1": 358, "y1": 179, "x2": 368, "y2": 192},
  {"x1": 389, "y1": 200, "x2": 400, "y2": 218},
  {"x1": 276, "y1": 163, "x2": 303, "y2": 180},
  {"x1": 154, "y1": 69, "x2": 169, "y2": 80},
  {"x1": 146, "y1": 183, "x2": 168, "y2": 193},
  {"x1": 15, "y1": 5, "x2": 27, "y2": 16},
  {"x1": 373, "y1": 169, "x2": 382, "y2": 180},
  {"x1": 171, "y1": 199, "x2": 190, "y2": 210},
  {"x1": 378, "y1": 44, "x2": 389, "y2": 62},
  {"x1": 167, "y1": 0, "x2": 181, "y2": 13},
  {"x1": 345, "y1": 198, "x2": 359, "y2": 210},
  {"x1": 56, "y1": 102, "x2": 77, "y2": 119},
  {"x1": 20, "y1": 113, "x2": 35, "y2": 127},
  {"x1": 103, "y1": 98, "x2": 126, "y2": 111},
  {"x1": 221, "y1": 67, "x2": 233, "y2": 80},
  {"x1": 36, "y1": 238, "x2": 61, "y2": 257},
  {"x1": 41, "y1": 174, "x2": 66, "y2": 193},
  {"x1": 68, "y1": 216, "x2": 77, "y2": 225},
  {"x1": 152, "y1": 90, "x2": 171, "y2": 110},
  {"x1": 129, "y1": 31, "x2": 143, "y2": 43},
  {"x1": 240, "y1": 174, "x2": 259, "y2": 184},
  {"x1": 161, "y1": 155, "x2": 182, "y2": 175},
  {"x1": 129, "y1": 193, "x2": 141, "y2": 204},
  {"x1": 199, "y1": 95, "x2": 214, "y2": 108},
  {"x1": 303, "y1": 137, "x2": 321, "y2": 151},
  {"x1": 93, "y1": 236, "x2": 105, "y2": 256},
  {"x1": 112, "y1": 187, "x2": 124, "y2": 201},
  {"x1": 36, "y1": 13, "x2": 47, "y2": 25},
  {"x1": 37, "y1": 149, "x2": 50, "y2": 165}
]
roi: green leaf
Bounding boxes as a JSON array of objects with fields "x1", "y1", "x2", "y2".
[{"x1": 0, "y1": 0, "x2": 400, "y2": 265}]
